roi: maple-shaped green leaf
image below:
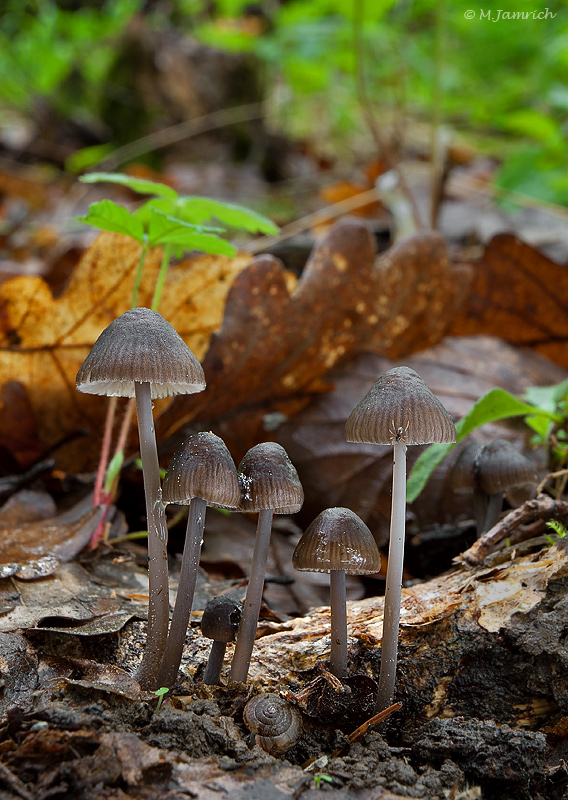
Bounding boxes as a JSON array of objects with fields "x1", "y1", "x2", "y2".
[{"x1": 76, "y1": 200, "x2": 145, "y2": 243}]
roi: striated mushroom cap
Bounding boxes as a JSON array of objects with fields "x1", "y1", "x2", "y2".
[
  {"x1": 76, "y1": 307, "x2": 205, "y2": 399},
  {"x1": 238, "y1": 442, "x2": 304, "y2": 514},
  {"x1": 293, "y1": 507, "x2": 381, "y2": 574},
  {"x1": 162, "y1": 432, "x2": 240, "y2": 509},
  {"x1": 345, "y1": 366, "x2": 456, "y2": 446},
  {"x1": 477, "y1": 439, "x2": 538, "y2": 495}
]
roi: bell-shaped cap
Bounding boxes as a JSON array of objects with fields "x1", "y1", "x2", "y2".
[
  {"x1": 76, "y1": 307, "x2": 205, "y2": 399},
  {"x1": 200, "y1": 595, "x2": 243, "y2": 642},
  {"x1": 345, "y1": 366, "x2": 456, "y2": 446},
  {"x1": 477, "y1": 439, "x2": 538, "y2": 495},
  {"x1": 162, "y1": 432, "x2": 240, "y2": 509},
  {"x1": 238, "y1": 442, "x2": 304, "y2": 514},
  {"x1": 293, "y1": 507, "x2": 381, "y2": 574}
]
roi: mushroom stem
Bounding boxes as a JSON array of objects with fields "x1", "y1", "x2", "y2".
[
  {"x1": 157, "y1": 495, "x2": 207, "y2": 688},
  {"x1": 134, "y1": 380, "x2": 170, "y2": 689},
  {"x1": 202, "y1": 640, "x2": 228, "y2": 685},
  {"x1": 377, "y1": 440, "x2": 407, "y2": 712},
  {"x1": 329, "y1": 569, "x2": 348, "y2": 678},
  {"x1": 484, "y1": 491, "x2": 504, "y2": 533},
  {"x1": 229, "y1": 508, "x2": 274, "y2": 683}
]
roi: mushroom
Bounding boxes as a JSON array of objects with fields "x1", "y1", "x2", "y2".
[
  {"x1": 452, "y1": 439, "x2": 538, "y2": 535},
  {"x1": 293, "y1": 507, "x2": 381, "y2": 678},
  {"x1": 345, "y1": 366, "x2": 456, "y2": 711},
  {"x1": 229, "y1": 442, "x2": 303, "y2": 683},
  {"x1": 200, "y1": 595, "x2": 243, "y2": 685},
  {"x1": 157, "y1": 432, "x2": 240, "y2": 687},
  {"x1": 76, "y1": 307, "x2": 205, "y2": 688}
]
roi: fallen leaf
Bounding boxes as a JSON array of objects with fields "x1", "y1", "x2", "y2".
[
  {"x1": 449, "y1": 233, "x2": 568, "y2": 367},
  {"x1": 157, "y1": 221, "x2": 470, "y2": 455},
  {"x1": 0, "y1": 231, "x2": 251, "y2": 470},
  {"x1": 0, "y1": 494, "x2": 106, "y2": 579}
]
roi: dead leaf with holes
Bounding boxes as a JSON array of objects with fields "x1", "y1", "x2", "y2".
[{"x1": 448, "y1": 233, "x2": 568, "y2": 368}]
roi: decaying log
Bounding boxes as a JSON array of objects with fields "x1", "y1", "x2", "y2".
[{"x1": 230, "y1": 536, "x2": 568, "y2": 738}]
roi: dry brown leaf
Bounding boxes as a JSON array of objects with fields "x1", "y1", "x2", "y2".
[
  {"x1": 157, "y1": 221, "x2": 470, "y2": 454},
  {"x1": 0, "y1": 231, "x2": 250, "y2": 469},
  {"x1": 448, "y1": 233, "x2": 568, "y2": 367}
]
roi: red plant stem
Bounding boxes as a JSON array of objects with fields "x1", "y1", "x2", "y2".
[{"x1": 94, "y1": 396, "x2": 117, "y2": 505}]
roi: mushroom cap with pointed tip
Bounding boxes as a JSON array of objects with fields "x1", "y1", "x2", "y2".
[
  {"x1": 76, "y1": 307, "x2": 205, "y2": 399},
  {"x1": 162, "y1": 432, "x2": 240, "y2": 509},
  {"x1": 477, "y1": 439, "x2": 538, "y2": 495},
  {"x1": 238, "y1": 442, "x2": 304, "y2": 514},
  {"x1": 293, "y1": 507, "x2": 381, "y2": 574},
  {"x1": 345, "y1": 366, "x2": 456, "y2": 446}
]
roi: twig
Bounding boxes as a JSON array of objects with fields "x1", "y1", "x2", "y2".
[
  {"x1": 459, "y1": 494, "x2": 568, "y2": 566},
  {"x1": 347, "y1": 702, "x2": 402, "y2": 743},
  {"x1": 0, "y1": 760, "x2": 35, "y2": 800},
  {"x1": 244, "y1": 186, "x2": 381, "y2": 254}
]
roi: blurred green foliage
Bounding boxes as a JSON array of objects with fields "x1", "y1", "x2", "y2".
[{"x1": 0, "y1": 0, "x2": 566, "y2": 205}]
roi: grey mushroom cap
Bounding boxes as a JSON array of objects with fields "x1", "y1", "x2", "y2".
[
  {"x1": 238, "y1": 442, "x2": 304, "y2": 514},
  {"x1": 201, "y1": 595, "x2": 243, "y2": 642},
  {"x1": 293, "y1": 507, "x2": 381, "y2": 575},
  {"x1": 76, "y1": 307, "x2": 205, "y2": 399},
  {"x1": 162, "y1": 432, "x2": 240, "y2": 509},
  {"x1": 345, "y1": 366, "x2": 456, "y2": 446},
  {"x1": 477, "y1": 439, "x2": 538, "y2": 495}
]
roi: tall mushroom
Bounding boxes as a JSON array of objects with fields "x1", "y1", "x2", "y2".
[
  {"x1": 293, "y1": 507, "x2": 380, "y2": 678},
  {"x1": 76, "y1": 307, "x2": 205, "y2": 688},
  {"x1": 229, "y1": 442, "x2": 303, "y2": 683},
  {"x1": 345, "y1": 366, "x2": 456, "y2": 711},
  {"x1": 157, "y1": 432, "x2": 240, "y2": 687}
]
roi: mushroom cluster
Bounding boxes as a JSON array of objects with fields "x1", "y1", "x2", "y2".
[{"x1": 77, "y1": 310, "x2": 460, "y2": 721}]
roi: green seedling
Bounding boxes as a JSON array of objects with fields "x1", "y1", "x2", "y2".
[
  {"x1": 313, "y1": 774, "x2": 333, "y2": 790},
  {"x1": 544, "y1": 519, "x2": 568, "y2": 546},
  {"x1": 408, "y1": 380, "x2": 568, "y2": 503},
  {"x1": 77, "y1": 172, "x2": 278, "y2": 310},
  {"x1": 153, "y1": 686, "x2": 169, "y2": 713}
]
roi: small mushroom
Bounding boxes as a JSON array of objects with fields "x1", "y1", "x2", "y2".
[
  {"x1": 243, "y1": 693, "x2": 302, "y2": 756},
  {"x1": 200, "y1": 595, "x2": 243, "y2": 685},
  {"x1": 157, "y1": 431, "x2": 240, "y2": 687},
  {"x1": 345, "y1": 366, "x2": 456, "y2": 711},
  {"x1": 76, "y1": 307, "x2": 205, "y2": 688},
  {"x1": 293, "y1": 507, "x2": 380, "y2": 678},
  {"x1": 451, "y1": 439, "x2": 538, "y2": 535},
  {"x1": 229, "y1": 442, "x2": 303, "y2": 683}
]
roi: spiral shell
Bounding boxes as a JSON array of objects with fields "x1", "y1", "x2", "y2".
[{"x1": 243, "y1": 693, "x2": 302, "y2": 756}]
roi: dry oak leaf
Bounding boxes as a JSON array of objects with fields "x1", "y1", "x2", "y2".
[
  {"x1": 157, "y1": 220, "x2": 470, "y2": 452},
  {"x1": 448, "y1": 233, "x2": 568, "y2": 368},
  {"x1": 0, "y1": 231, "x2": 251, "y2": 471}
]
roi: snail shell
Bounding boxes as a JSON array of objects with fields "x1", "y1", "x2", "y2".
[{"x1": 243, "y1": 693, "x2": 302, "y2": 756}]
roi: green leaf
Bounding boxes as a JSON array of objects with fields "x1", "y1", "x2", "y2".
[
  {"x1": 80, "y1": 172, "x2": 179, "y2": 200},
  {"x1": 407, "y1": 443, "x2": 455, "y2": 504},
  {"x1": 146, "y1": 209, "x2": 236, "y2": 255},
  {"x1": 407, "y1": 387, "x2": 559, "y2": 503},
  {"x1": 76, "y1": 199, "x2": 145, "y2": 243},
  {"x1": 174, "y1": 197, "x2": 279, "y2": 234},
  {"x1": 524, "y1": 378, "x2": 568, "y2": 413}
]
